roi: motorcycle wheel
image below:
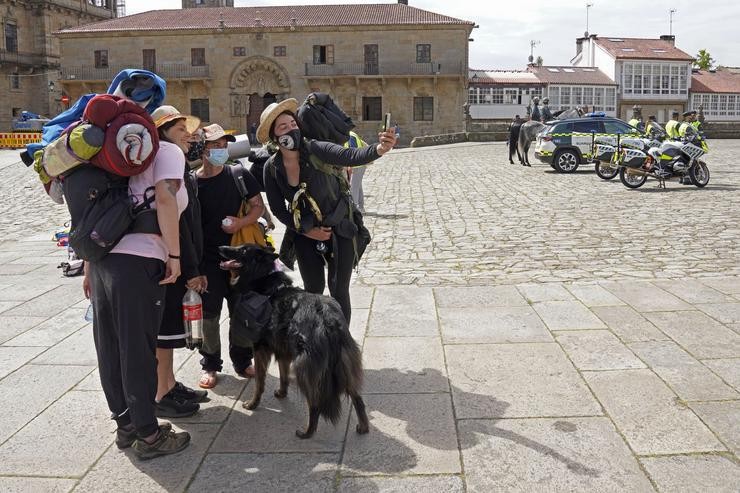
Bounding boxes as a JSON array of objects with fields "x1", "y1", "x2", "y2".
[
  {"x1": 619, "y1": 167, "x2": 647, "y2": 189},
  {"x1": 594, "y1": 160, "x2": 619, "y2": 180},
  {"x1": 689, "y1": 160, "x2": 710, "y2": 188}
]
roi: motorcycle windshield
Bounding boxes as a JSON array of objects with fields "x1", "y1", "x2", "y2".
[{"x1": 648, "y1": 122, "x2": 666, "y2": 138}]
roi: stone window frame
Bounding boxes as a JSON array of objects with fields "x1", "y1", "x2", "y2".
[
  {"x1": 362, "y1": 96, "x2": 382, "y2": 121},
  {"x1": 233, "y1": 47, "x2": 246, "y2": 57},
  {"x1": 313, "y1": 45, "x2": 334, "y2": 65},
  {"x1": 94, "y1": 49, "x2": 109, "y2": 68},
  {"x1": 4, "y1": 19, "x2": 18, "y2": 53},
  {"x1": 191, "y1": 48, "x2": 206, "y2": 66},
  {"x1": 416, "y1": 44, "x2": 431, "y2": 64},
  {"x1": 190, "y1": 98, "x2": 210, "y2": 123},
  {"x1": 274, "y1": 46, "x2": 287, "y2": 57},
  {"x1": 9, "y1": 72, "x2": 20, "y2": 91},
  {"x1": 414, "y1": 96, "x2": 434, "y2": 121}
]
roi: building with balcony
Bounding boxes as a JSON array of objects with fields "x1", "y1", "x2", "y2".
[
  {"x1": 0, "y1": 0, "x2": 116, "y2": 130},
  {"x1": 56, "y1": 3, "x2": 474, "y2": 144},
  {"x1": 689, "y1": 67, "x2": 740, "y2": 122},
  {"x1": 571, "y1": 35, "x2": 694, "y2": 122}
]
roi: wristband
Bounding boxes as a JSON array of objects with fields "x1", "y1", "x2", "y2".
[{"x1": 168, "y1": 254, "x2": 181, "y2": 260}]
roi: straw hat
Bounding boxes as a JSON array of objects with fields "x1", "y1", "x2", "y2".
[
  {"x1": 151, "y1": 105, "x2": 200, "y2": 133},
  {"x1": 256, "y1": 98, "x2": 299, "y2": 144}
]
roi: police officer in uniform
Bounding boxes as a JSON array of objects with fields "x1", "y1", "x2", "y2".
[
  {"x1": 678, "y1": 111, "x2": 694, "y2": 138},
  {"x1": 541, "y1": 97, "x2": 554, "y2": 122},
  {"x1": 665, "y1": 111, "x2": 681, "y2": 139}
]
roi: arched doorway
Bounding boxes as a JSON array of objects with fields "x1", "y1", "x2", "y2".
[{"x1": 229, "y1": 57, "x2": 290, "y2": 135}]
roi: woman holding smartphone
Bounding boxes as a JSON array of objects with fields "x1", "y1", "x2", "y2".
[{"x1": 259, "y1": 99, "x2": 396, "y2": 322}]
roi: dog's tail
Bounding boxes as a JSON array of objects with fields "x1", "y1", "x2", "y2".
[{"x1": 292, "y1": 300, "x2": 363, "y2": 425}]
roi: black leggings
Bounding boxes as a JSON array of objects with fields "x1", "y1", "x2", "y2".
[
  {"x1": 294, "y1": 233, "x2": 355, "y2": 322},
  {"x1": 89, "y1": 253, "x2": 165, "y2": 438}
]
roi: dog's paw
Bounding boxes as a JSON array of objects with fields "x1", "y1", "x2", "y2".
[
  {"x1": 243, "y1": 399, "x2": 260, "y2": 410},
  {"x1": 295, "y1": 429, "x2": 314, "y2": 439},
  {"x1": 274, "y1": 388, "x2": 287, "y2": 399},
  {"x1": 356, "y1": 423, "x2": 369, "y2": 435}
]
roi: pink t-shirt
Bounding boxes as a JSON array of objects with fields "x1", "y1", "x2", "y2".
[{"x1": 111, "y1": 141, "x2": 188, "y2": 262}]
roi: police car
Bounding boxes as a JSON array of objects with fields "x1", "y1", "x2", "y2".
[{"x1": 534, "y1": 115, "x2": 641, "y2": 173}]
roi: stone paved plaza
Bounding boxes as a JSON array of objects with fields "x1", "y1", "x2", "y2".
[{"x1": 0, "y1": 141, "x2": 738, "y2": 492}]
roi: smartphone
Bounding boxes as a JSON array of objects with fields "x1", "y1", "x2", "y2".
[{"x1": 383, "y1": 113, "x2": 392, "y2": 132}]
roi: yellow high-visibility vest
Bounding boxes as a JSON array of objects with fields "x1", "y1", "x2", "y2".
[{"x1": 665, "y1": 120, "x2": 680, "y2": 138}]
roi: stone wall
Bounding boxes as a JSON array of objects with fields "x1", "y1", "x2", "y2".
[{"x1": 58, "y1": 25, "x2": 469, "y2": 145}]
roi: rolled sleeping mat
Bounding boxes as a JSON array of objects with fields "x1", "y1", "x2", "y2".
[{"x1": 227, "y1": 134, "x2": 251, "y2": 160}]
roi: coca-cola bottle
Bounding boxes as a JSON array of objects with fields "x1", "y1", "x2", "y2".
[{"x1": 182, "y1": 288, "x2": 203, "y2": 350}]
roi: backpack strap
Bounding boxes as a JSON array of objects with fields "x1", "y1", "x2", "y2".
[{"x1": 229, "y1": 161, "x2": 249, "y2": 201}]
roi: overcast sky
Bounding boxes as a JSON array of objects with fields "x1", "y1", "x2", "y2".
[{"x1": 123, "y1": 0, "x2": 739, "y2": 70}]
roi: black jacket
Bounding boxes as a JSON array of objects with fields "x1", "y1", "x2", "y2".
[
  {"x1": 179, "y1": 169, "x2": 204, "y2": 280},
  {"x1": 264, "y1": 139, "x2": 379, "y2": 236}
]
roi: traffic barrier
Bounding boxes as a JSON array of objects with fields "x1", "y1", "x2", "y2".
[{"x1": 0, "y1": 132, "x2": 42, "y2": 149}]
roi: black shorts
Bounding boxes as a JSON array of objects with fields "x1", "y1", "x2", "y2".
[{"x1": 158, "y1": 276, "x2": 188, "y2": 349}]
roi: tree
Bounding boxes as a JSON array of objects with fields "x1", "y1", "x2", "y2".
[
  {"x1": 535, "y1": 56, "x2": 543, "y2": 67},
  {"x1": 694, "y1": 49, "x2": 716, "y2": 70}
]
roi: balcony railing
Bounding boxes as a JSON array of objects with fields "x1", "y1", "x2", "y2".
[
  {"x1": 305, "y1": 61, "x2": 463, "y2": 77},
  {"x1": 60, "y1": 63, "x2": 210, "y2": 81},
  {"x1": 0, "y1": 49, "x2": 50, "y2": 67}
]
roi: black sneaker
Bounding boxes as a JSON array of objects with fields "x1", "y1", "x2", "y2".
[
  {"x1": 132, "y1": 425, "x2": 191, "y2": 460},
  {"x1": 171, "y1": 381, "x2": 208, "y2": 403},
  {"x1": 156, "y1": 391, "x2": 200, "y2": 418},
  {"x1": 116, "y1": 422, "x2": 172, "y2": 450}
]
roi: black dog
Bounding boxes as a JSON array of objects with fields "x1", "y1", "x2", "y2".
[{"x1": 219, "y1": 244, "x2": 370, "y2": 439}]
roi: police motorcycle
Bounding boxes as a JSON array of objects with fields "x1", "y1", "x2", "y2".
[
  {"x1": 591, "y1": 131, "x2": 663, "y2": 181},
  {"x1": 618, "y1": 122, "x2": 710, "y2": 189}
]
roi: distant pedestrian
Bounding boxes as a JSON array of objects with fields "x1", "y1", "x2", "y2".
[
  {"x1": 508, "y1": 115, "x2": 524, "y2": 164},
  {"x1": 249, "y1": 122, "x2": 257, "y2": 144}
]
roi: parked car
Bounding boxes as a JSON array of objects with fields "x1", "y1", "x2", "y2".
[{"x1": 534, "y1": 116, "x2": 641, "y2": 173}]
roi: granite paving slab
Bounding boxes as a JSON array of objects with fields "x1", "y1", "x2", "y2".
[
  {"x1": 338, "y1": 475, "x2": 465, "y2": 492},
  {"x1": 583, "y1": 369, "x2": 725, "y2": 455},
  {"x1": 590, "y1": 305, "x2": 668, "y2": 342},
  {"x1": 565, "y1": 282, "x2": 626, "y2": 307},
  {"x1": 0, "y1": 477, "x2": 76, "y2": 493},
  {"x1": 0, "y1": 364, "x2": 93, "y2": 444},
  {"x1": 701, "y1": 358, "x2": 740, "y2": 390},
  {"x1": 555, "y1": 330, "x2": 645, "y2": 371},
  {"x1": 438, "y1": 306, "x2": 552, "y2": 344},
  {"x1": 73, "y1": 424, "x2": 220, "y2": 493},
  {"x1": 459, "y1": 417, "x2": 653, "y2": 492},
  {"x1": 629, "y1": 341, "x2": 738, "y2": 401},
  {"x1": 688, "y1": 401, "x2": 740, "y2": 455},
  {"x1": 188, "y1": 453, "x2": 338, "y2": 492},
  {"x1": 446, "y1": 343, "x2": 601, "y2": 419},
  {"x1": 644, "y1": 311, "x2": 740, "y2": 359},
  {"x1": 696, "y1": 302, "x2": 740, "y2": 324},
  {"x1": 434, "y1": 285, "x2": 528, "y2": 308},
  {"x1": 0, "y1": 390, "x2": 112, "y2": 477},
  {"x1": 342, "y1": 393, "x2": 460, "y2": 475},
  {"x1": 368, "y1": 287, "x2": 438, "y2": 337},
  {"x1": 533, "y1": 301, "x2": 607, "y2": 331},
  {"x1": 0, "y1": 346, "x2": 46, "y2": 380},
  {"x1": 640, "y1": 455, "x2": 740, "y2": 493},
  {"x1": 600, "y1": 281, "x2": 693, "y2": 312},
  {"x1": 362, "y1": 337, "x2": 448, "y2": 393}
]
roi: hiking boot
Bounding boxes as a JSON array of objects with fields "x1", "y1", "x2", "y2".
[
  {"x1": 116, "y1": 422, "x2": 172, "y2": 450},
  {"x1": 156, "y1": 391, "x2": 200, "y2": 418},
  {"x1": 171, "y1": 381, "x2": 208, "y2": 403},
  {"x1": 131, "y1": 426, "x2": 190, "y2": 460}
]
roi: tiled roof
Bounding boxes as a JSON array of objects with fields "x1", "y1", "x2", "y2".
[
  {"x1": 528, "y1": 66, "x2": 616, "y2": 85},
  {"x1": 468, "y1": 69, "x2": 543, "y2": 85},
  {"x1": 691, "y1": 68, "x2": 740, "y2": 94},
  {"x1": 58, "y1": 4, "x2": 474, "y2": 33},
  {"x1": 594, "y1": 37, "x2": 693, "y2": 61}
]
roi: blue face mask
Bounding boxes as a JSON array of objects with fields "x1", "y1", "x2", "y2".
[{"x1": 207, "y1": 148, "x2": 229, "y2": 166}]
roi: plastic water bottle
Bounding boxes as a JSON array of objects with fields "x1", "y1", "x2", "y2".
[
  {"x1": 84, "y1": 303, "x2": 94, "y2": 322},
  {"x1": 182, "y1": 288, "x2": 203, "y2": 349}
]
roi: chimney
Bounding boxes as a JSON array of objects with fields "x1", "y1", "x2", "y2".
[
  {"x1": 398, "y1": 0, "x2": 408, "y2": 4},
  {"x1": 576, "y1": 38, "x2": 583, "y2": 55},
  {"x1": 660, "y1": 34, "x2": 675, "y2": 46}
]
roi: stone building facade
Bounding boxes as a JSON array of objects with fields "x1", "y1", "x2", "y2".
[
  {"x1": 57, "y1": 4, "x2": 473, "y2": 145},
  {"x1": 0, "y1": 0, "x2": 115, "y2": 130}
]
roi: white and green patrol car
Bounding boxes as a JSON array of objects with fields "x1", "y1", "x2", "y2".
[{"x1": 534, "y1": 116, "x2": 640, "y2": 173}]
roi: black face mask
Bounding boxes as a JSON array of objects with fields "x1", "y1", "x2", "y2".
[
  {"x1": 277, "y1": 129, "x2": 301, "y2": 151},
  {"x1": 186, "y1": 140, "x2": 205, "y2": 162}
]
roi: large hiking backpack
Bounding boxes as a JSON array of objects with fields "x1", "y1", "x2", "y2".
[{"x1": 297, "y1": 92, "x2": 355, "y2": 145}]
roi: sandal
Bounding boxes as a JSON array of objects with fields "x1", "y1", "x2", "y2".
[
  {"x1": 237, "y1": 366, "x2": 256, "y2": 378},
  {"x1": 198, "y1": 371, "x2": 217, "y2": 389}
]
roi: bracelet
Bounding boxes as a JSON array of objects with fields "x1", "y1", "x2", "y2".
[{"x1": 168, "y1": 254, "x2": 181, "y2": 260}]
